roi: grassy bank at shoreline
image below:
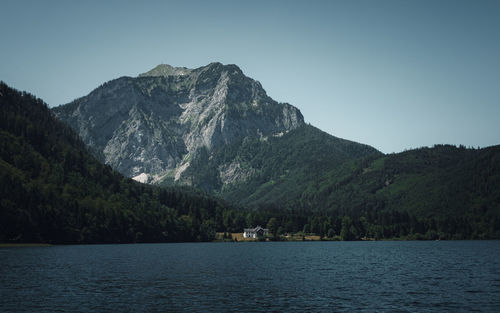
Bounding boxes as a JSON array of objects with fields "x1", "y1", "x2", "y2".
[
  {"x1": 216, "y1": 232, "x2": 327, "y2": 242},
  {"x1": 214, "y1": 232, "x2": 448, "y2": 242},
  {"x1": 0, "y1": 243, "x2": 52, "y2": 248}
]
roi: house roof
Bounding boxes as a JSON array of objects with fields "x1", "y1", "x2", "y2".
[{"x1": 243, "y1": 226, "x2": 269, "y2": 232}]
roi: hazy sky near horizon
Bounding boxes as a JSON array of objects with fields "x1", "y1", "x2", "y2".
[{"x1": 1, "y1": 0, "x2": 499, "y2": 153}]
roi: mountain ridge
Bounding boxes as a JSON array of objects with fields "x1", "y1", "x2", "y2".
[{"x1": 53, "y1": 62, "x2": 378, "y2": 196}]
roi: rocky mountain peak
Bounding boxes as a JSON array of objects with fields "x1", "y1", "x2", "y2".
[
  {"x1": 139, "y1": 64, "x2": 192, "y2": 77},
  {"x1": 53, "y1": 62, "x2": 304, "y2": 184}
]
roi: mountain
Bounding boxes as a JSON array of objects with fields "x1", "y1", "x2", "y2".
[
  {"x1": 49, "y1": 62, "x2": 500, "y2": 239},
  {"x1": 300, "y1": 145, "x2": 500, "y2": 214},
  {"x1": 53, "y1": 62, "x2": 380, "y2": 200},
  {"x1": 53, "y1": 63, "x2": 304, "y2": 184},
  {"x1": 0, "y1": 82, "x2": 241, "y2": 243},
  {"x1": 295, "y1": 144, "x2": 500, "y2": 239}
]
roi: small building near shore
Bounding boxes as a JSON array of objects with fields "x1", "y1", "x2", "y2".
[{"x1": 243, "y1": 226, "x2": 269, "y2": 238}]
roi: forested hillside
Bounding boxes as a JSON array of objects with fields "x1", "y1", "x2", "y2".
[
  {"x1": 0, "y1": 82, "x2": 238, "y2": 243},
  {"x1": 282, "y1": 144, "x2": 500, "y2": 239},
  {"x1": 182, "y1": 123, "x2": 381, "y2": 203},
  {"x1": 300, "y1": 145, "x2": 500, "y2": 216}
]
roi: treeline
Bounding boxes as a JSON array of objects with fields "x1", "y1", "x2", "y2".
[{"x1": 216, "y1": 207, "x2": 500, "y2": 240}]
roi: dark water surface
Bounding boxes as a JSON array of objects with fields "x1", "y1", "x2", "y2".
[{"x1": 1, "y1": 241, "x2": 499, "y2": 312}]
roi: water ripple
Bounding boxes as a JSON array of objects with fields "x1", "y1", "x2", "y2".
[{"x1": 1, "y1": 241, "x2": 500, "y2": 312}]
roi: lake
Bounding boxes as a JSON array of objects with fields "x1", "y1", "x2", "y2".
[{"x1": 1, "y1": 241, "x2": 499, "y2": 312}]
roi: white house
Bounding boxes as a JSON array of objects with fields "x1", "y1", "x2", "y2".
[{"x1": 243, "y1": 226, "x2": 269, "y2": 238}]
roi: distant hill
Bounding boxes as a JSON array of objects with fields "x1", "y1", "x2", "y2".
[
  {"x1": 0, "y1": 82, "x2": 239, "y2": 244},
  {"x1": 294, "y1": 144, "x2": 500, "y2": 239},
  {"x1": 299, "y1": 145, "x2": 500, "y2": 214}
]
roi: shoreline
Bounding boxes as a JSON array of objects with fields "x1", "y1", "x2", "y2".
[
  {"x1": 0, "y1": 243, "x2": 52, "y2": 248},
  {"x1": 1, "y1": 238, "x2": 494, "y2": 246}
]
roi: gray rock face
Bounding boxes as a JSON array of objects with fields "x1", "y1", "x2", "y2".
[{"x1": 53, "y1": 62, "x2": 304, "y2": 184}]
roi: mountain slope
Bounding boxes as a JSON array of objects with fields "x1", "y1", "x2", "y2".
[
  {"x1": 0, "y1": 82, "x2": 238, "y2": 243},
  {"x1": 184, "y1": 123, "x2": 381, "y2": 206},
  {"x1": 297, "y1": 144, "x2": 500, "y2": 234},
  {"x1": 53, "y1": 62, "x2": 380, "y2": 202}
]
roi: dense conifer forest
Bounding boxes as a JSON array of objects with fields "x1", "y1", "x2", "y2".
[
  {"x1": 1, "y1": 82, "x2": 499, "y2": 243},
  {"x1": 0, "y1": 82, "x2": 236, "y2": 243}
]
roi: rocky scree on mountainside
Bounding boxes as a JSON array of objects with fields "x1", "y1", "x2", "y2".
[{"x1": 53, "y1": 63, "x2": 304, "y2": 185}]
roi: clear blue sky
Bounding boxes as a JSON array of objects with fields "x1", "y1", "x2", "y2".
[{"x1": 1, "y1": 0, "x2": 499, "y2": 153}]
